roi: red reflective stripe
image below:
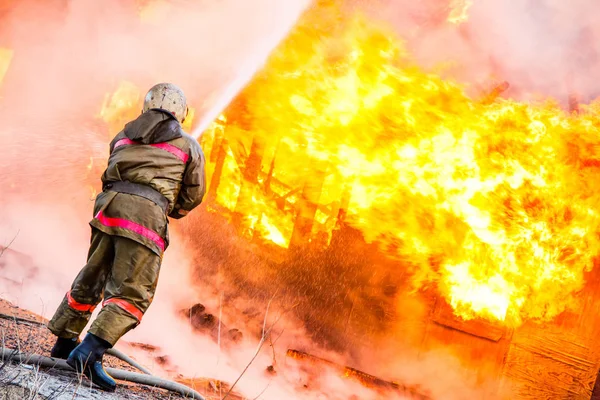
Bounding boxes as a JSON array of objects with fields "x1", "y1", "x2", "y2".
[
  {"x1": 103, "y1": 298, "x2": 143, "y2": 322},
  {"x1": 114, "y1": 138, "x2": 135, "y2": 149},
  {"x1": 151, "y1": 142, "x2": 189, "y2": 163},
  {"x1": 113, "y1": 138, "x2": 188, "y2": 162},
  {"x1": 66, "y1": 291, "x2": 96, "y2": 313},
  {"x1": 95, "y1": 210, "x2": 165, "y2": 252}
]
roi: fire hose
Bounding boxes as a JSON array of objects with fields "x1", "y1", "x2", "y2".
[
  {"x1": 106, "y1": 347, "x2": 152, "y2": 375},
  {"x1": 0, "y1": 348, "x2": 205, "y2": 400}
]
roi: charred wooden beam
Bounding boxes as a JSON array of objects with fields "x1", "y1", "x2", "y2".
[
  {"x1": 289, "y1": 166, "x2": 327, "y2": 248},
  {"x1": 206, "y1": 138, "x2": 228, "y2": 202},
  {"x1": 286, "y1": 349, "x2": 432, "y2": 399},
  {"x1": 336, "y1": 184, "x2": 352, "y2": 226},
  {"x1": 180, "y1": 303, "x2": 243, "y2": 346},
  {"x1": 207, "y1": 119, "x2": 226, "y2": 164},
  {"x1": 263, "y1": 139, "x2": 281, "y2": 196},
  {"x1": 232, "y1": 135, "x2": 265, "y2": 229},
  {"x1": 431, "y1": 297, "x2": 506, "y2": 342}
]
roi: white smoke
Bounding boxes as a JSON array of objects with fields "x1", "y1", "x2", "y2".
[{"x1": 355, "y1": 0, "x2": 600, "y2": 102}]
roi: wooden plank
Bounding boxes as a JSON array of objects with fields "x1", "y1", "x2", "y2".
[
  {"x1": 418, "y1": 294, "x2": 512, "y2": 394},
  {"x1": 286, "y1": 349, "x2": 433, "y2": 400},
  {"x1": 432, "y1": 300, "x2": 506, "y2": 342},
  {"x1": 511, "y1": 330, "x2": 595, "y2": 372},
  {"x1": 501, "y1": 327, "x2": 596, "y2": 399}
]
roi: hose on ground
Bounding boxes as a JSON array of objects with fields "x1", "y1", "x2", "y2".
[
  {"x1": 106, "y1": 348, "x2": 152, "y2": 375},
  {"x1": 0, "y1": 348, "x2": 205, "y2": 400},
  {"x1": 0, "y1": 312, "x2": 152, "y2": 375}
]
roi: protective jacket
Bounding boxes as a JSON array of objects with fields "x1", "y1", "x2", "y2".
[
  {"x1": 48, "y1": 109, "x2": 205, "y2": 346},
  {"x1": 90, "y1": 109, "x2": 206, "y2": 255}
]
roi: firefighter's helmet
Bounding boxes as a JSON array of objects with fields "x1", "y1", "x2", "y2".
[{"x1": 142, "y1": 83, "x2": 188, "y2": 123}]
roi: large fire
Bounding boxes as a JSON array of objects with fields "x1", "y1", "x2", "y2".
[
  {"x1": 96, "y1": 1, "x2": 600, "y2": 329},
  {"x1": 196, "y1": 4, "x2": 600, "y2": 327}
]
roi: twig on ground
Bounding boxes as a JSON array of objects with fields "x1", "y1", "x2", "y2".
[
  {"x1": 11, "y1": 315, "x2": 22, "y2": 356},
  {"x1": 269, "y1": 328, "x2": 285, "y2": 367},
  {"x1": 221, "y1": 296, "x2": 297, "y2": 400},
  {"x1": 218, "y1": 292, "x2": 223, "y2": 350},
  {"x1": 251, "y1": 381, "x2": 271, "y2": 400},
  {"x1": 1, "y1": 327, "x2": 5, "y2": 362},
  {"x1": 42, "y1": 375, "x2": 73, "y2": 400},
  {"x1": 26, "y1": 364, "x2": 50, "y2": 400},
  {"x1": 268, "y1": 334, "x2": 276, "y2": 367},
  {"x1": 0, "y1": 230, "x2": 19, "y2": 259},
  {"x1": 217, "y1": 291, "x2": 223, "y2": 368}
]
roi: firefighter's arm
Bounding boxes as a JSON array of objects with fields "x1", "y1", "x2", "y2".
[{"x1": 169, "y1": 142, "x2": 206, "y2": 219}]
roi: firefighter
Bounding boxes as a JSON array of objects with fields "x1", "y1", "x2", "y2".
[{"x1": 47, "y1": 83, "x2": 206, "y2": 391}]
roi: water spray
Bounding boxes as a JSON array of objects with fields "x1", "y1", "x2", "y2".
[
  {"x1": 191, "y1": 60, "x2": 261, "y2": 139},
  {"x1": 191, "y1": 0, "x2": 313, "y2": 139}
]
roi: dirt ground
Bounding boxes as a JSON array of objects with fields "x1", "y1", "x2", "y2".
[{"x1": 0, "y1": 298, "x2": 241, "y2": 400}]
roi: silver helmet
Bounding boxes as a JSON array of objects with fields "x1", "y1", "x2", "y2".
[{"x1": 142, "y1": 83, "x2": 188, "y2": 123}]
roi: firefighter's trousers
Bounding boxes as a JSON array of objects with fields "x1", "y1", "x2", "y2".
[{"x1": 48, "y1": 228, "x2": 162, "y2": 346}]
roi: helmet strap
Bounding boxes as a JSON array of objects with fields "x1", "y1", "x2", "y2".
[{"x1": 181, "y1": 106, "x2": 189, "y2": 124}]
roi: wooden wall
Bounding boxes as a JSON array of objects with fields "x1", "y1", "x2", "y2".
[{"x1": 411, "y1": 259, "x2": 600, "y2": 400}]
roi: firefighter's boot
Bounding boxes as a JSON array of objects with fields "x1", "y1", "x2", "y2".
[
  {"x1": 66, "y1": 333, "x2": 116, "y2": 392},
  {"x1": 50, "y1": 337, "x2": 80, "y2": 359}
]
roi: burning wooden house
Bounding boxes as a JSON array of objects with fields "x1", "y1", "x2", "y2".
[
  {"x1": 192, "y1": 99, "x2": 600, "y2": 399},
  {"x1": 177, "y1": 3, "x2": 600, "y2": 399}
]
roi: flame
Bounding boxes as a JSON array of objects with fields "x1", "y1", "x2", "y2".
[
  {"x1": 0, "y1": 48, "x2": 13, "y2": 87},
  {"x1": 447, "y1": 0, "x2": 473, "y2": 24},
  {"x1": 99, "y1": 81, "x2": 142, "y2": 136},
  {"x1": 198, "y1": 4, "x2": 600, "y2": 326}
]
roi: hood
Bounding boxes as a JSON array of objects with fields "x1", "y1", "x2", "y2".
[{"x1": 123, "y1": 109, "x2": 183, "y2": 144}]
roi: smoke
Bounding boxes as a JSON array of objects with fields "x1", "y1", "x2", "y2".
[
  {"x1": 0, "y1": 0, "x2": 313, "y2": 255},
  {"x1": 0, "y1": 0, "x2": 519, "y2": 399},
  {"x1": 352, "y1": 0, "x2": 600, "y2": 103}
]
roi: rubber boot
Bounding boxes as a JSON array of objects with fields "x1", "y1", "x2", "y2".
[
  {"x1": 50, "y1": 337, "x2": 80, "y2": 359},
  {"x1": 66, "y1": 333, "x2": 116, "y2": 392}
]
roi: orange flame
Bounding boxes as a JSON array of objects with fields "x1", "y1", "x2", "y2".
[
  {"x1": 199, "y1": 6, "x2": 600, "y2": 326},
  {"x1": 98, "y1": 81, "x2": 142, "y2": 137}
]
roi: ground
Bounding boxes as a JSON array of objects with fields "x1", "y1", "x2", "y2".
[{"x1": 0, "y1": 298, "x2": 233, "y2": 400}]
